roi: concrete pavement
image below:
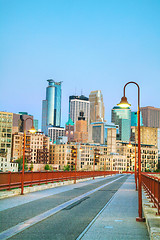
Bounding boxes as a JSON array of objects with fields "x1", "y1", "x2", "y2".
[{"x1": 79, "y1": 175, "x2": 149, "y2": 240}]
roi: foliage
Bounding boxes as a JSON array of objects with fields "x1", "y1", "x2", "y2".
[
  {"x1": 15, "y1": 156, "x2": 28, "y2": 171},
  {"x1": 63, "y1": 164, "x2": 70, "y2": 171},
  {"x1": 50, "y1": 165, "x2": 53, "y2": 171},
  {"x1": 44, "y1": 164, "x2": 51, "y2": 171},
  {"x1": 29, "y1": 162, "x2": 34, "y2": 171}
]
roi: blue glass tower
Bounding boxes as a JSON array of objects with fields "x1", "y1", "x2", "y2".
[
  {"x1": 42, "y1": 80, "x2": 62, "y2": 135},
  {"x1": 111, "y1": 106, "x2": 131, "y2": 142},
  {"x1": 131, "y1": 111, "x2": 143, "y2": 126}
]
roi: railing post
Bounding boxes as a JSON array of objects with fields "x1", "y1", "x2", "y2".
[
  {"x1": 30, "y1": 171, "x2": 33, "y2": 187},
  {"x1": 46, "y1": 171, "x2": 48, "y2": 184},
  {"x1": 39, "y1": 171, "x2": 41, "y2": 185},
  {"x1": 158, "y1": 180, "x2": 160, "y2": 215},
  {"x1": 8, "y1": 171, "x2": 11, "y2": 191}
]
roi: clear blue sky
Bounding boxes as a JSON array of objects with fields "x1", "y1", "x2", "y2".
[{"x1": 0, "y1": 0, "x2": 160, "y2": 128}]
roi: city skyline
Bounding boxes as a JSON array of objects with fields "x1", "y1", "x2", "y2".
[{"x1": 0, "y1": 0, "x2": 160, "y2": 127}]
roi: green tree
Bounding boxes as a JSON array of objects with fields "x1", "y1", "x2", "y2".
[
  {"x1": 29, "y1": 162, "x2": 34, "y2": 171},
  {"x1": 15, "y1": 156, "x2": 28, "y2": 172},
  {"x1": 44, "y1": 164, "x2": 50, "y2": 171},
  {"x1": 63, "y1": 164, "x2": 70, "y2": 171}
]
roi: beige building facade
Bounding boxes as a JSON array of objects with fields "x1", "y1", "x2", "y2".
[
  {"x1": 99, "y1": 154, "x2": 127, "y2": 172},
  {"x1": 0, "y1": 111, "x2": 13, "y2": 154},
  {"x1": 131, "y1": 126, "x2": 158, "y2": 147},
  {"x1": 74, "y1": 112, "x2": 88, "y2": 143},
  {"x1": 49, "y1": 143, "x2": 108, "y2": 171},
  {"x1": 89, "y1": 90, "x2": 105, "y2": 123},
  {"x1": 116, "y1": 141, "x2": 158, "y2": 172},
  {"x1": 12, "y1": 132, "x2": 50, "y2": 164}
]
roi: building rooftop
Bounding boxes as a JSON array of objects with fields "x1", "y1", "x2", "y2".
[
  {"x1": 66, "y1": 118, "x2": 74, "y2": 126},
  {"x1": 69, "y1": 95, "x2": 89, "y2": 101}
]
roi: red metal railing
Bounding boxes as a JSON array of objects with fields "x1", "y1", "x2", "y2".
[
  {"x1": 142, "y1": 173, "x2": 160, "y2": 215},
  {"x1": 0, "y1": 171, "x2": 119, "y2": 191}
]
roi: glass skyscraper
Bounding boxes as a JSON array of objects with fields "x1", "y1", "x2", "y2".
[
  {"x1": 42, "y1": 80, "x2": 62, "y2": 135},
  {"x1": 111, "y1": 106, "x2": 131, "y2": 142},
  {"x1": 131, "y1": 111, "x2": 143, "y2": 126}
]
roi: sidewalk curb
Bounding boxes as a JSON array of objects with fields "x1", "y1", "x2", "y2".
[{"x1": 142, "y1": 189, "x2": 160, "y2": 240}]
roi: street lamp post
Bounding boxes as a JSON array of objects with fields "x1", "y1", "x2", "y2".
[
  {"x1": 135, "y1": 141, "x2": 138, "y2": 191},
  {"x1": 118, "y1": 81, "x2": 145, "y2": 222},
  {"x1": 21, "y1": 117, "x2": 36, "y2": 195}
]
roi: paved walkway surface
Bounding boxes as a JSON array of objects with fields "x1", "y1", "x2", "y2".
[
  {"x1": 0, "y1": 176, "x2": 113, "y2": 212},
  {"x1": 80, "y1": 175, "x2": 149, "y2": 240}
]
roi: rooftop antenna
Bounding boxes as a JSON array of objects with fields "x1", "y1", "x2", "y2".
[
  {"x1": 81, "y1": 89, "x2": 83, "y2": 95},
  {"x1": 75, "y1": 87, "x2": 77, "y2": 96}
]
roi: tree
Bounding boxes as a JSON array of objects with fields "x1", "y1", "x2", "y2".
[
  {"x1": 63, "y1": 164, "x2": 70, "y2": 171},
  {"x1": 29, "y1": 162, "x2": 34, "y2": 171},
  {"x1": 44, "y1": 164, "x2": 50, "y2": 171},
  {"x1": 15, "y1": 156, "x2": 28, "y2": 171}
]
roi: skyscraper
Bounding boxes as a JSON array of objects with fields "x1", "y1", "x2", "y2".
[
  {"x1": 131, "y1": 111, "x2": 143, "y2": 126},
  {"x1": 111, "y1": 106, "x2": 131, "y2": 142},
  {"x1": 69, "y1": 95, "x2": 90, "y2": 127},
  {"x1": 89, "y1": 90, "x2": 105, "y2": 123},
  {"x1": 140, "y1": 106, "x2": 160, "y2": 128},
  {"x1": 74, "y1": 111, "x2": 88, "y2": 143},
  {"x1": 42, "y1": 79, "x2": 62, "y2": 135}
]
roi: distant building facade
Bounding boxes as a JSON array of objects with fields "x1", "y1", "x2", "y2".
[
  {"x1": 89, "y1": 90, "x2": 105, "y2": 123},
  {"x1": 33, "y1": 119, "x2": 39, "y2": 132},
  {"x1": 99, "y1": 154, "x2": 127, "y2": 172},
  {"x1": 48, "y1": 126, "x2": 65, "y2": 143},
  {"x1": 131, "y1": 126, "x2": 158, "y2": 147},
  {"x1": 140, "y1": 106, "x2": 160, "y2": 128},
  {"x1": 42, "y1": 80, "x2": 62, "y2": 135},
  {"x1": 0, "y1": 111, "x2": 13, "y2": 154},
  {"x1": 69, "y1": 95, "x2": 90, "y2": 127},
  {"x1": 12, "y1": 132, "x2": 50, "y2": 164},
  {"x1": 13, "y1": 112, "x2": 34, "y2": 134},
  {"x1": 116, "y1": 141, "x2": 158, "y2": 172},
  {"x1": 111, "y1": 106, "x2": 131, "y2": 142},
  {"x1": 49, "y1": 143, "x2": 108, "y2": 171},
  {"x1": 89, "y1": 122, "x2": 117, "y2": 152},
  {"x1": 131, "y1": 111, "x2": 143, "y2": 126},
  {"x1": 65, "y1": 118, "x2": 74, "y2": 142},
  {"x1": 74, "y1": 111, "x2": 88, "y2": 143},
  {"x1": 0, "y1": 150, "x2": 18, "y2": 172}
]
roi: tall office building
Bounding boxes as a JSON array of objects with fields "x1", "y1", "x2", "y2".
[
  {"x1": 33, "y1": 119, "x2": 39, "y2": 132},
  {"x1": 12, "y1": 112, "x2": 34, "y2": 134},
  {"x1": 42, "y1": 80, "x2": 62, "y2": 135},
  {"x1": 74, "y1": 111, "x2": 88, "y2": 143},
  {"x1": 89, "y1": 90, "x2": 105, "y2": 123},
  {"x1": 69, "y1": 95, "x2": 90, "y2": 127},
  {"x1": 48, "y1": 126, "x2": 65, "y2": 143},
  {"x1": 140, "y1": 106, "x2": 160, "y2": 128},
  {"x1": 111, "y1": 106, "x2": 131, "y2": 142},
  {"x1": 89, "y1": 122, "x2": 117, "y2": 150},
  {"x1": 0, "y1": 111, "x2": 13, "y2": 154},
  {"x1": 131, "y1": 111, "x2": 143, "y2": 126}
]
